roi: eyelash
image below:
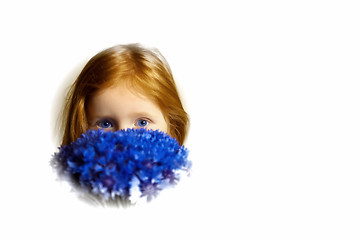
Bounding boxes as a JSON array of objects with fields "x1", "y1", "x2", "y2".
[
  {"x1": 135, "y1": 118, "x2": 151, "y2": 128},
  {"x1": 96, "y1": 119, "x2": 113, "y2": 129},
  {"x1": 96, "y1": 118, "x2": 152, "y2": 129}
]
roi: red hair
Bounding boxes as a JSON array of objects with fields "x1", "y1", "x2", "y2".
[{"x1": 61, "y1": 44, "x2": 189, "y2": 145}]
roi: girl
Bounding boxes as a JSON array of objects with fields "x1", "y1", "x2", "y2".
[{"x1": 61, "y1": 43, "x2": 189, "y2": 146}]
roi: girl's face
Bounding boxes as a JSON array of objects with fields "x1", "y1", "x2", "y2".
[{"x1": 87, "y1": 85, "x2": 168, "y2": 133}]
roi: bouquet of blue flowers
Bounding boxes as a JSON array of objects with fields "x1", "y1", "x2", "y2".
[{"x1": 51, "y1": 129, "x2": 191, "y2": 204}]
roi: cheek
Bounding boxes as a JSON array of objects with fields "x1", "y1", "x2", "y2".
[
  {"x1": 164, "y1": 117, "x2": 171, "y2": 134},
  {"x1": 152, "y1": 115, "x2": 169, "y2": 133},
  {"x1": 162, "y1": 122, "x2": 169, "y2": 133},
  {"x1": 150, "y1": 121, "x2": 168, "y2": 133}
]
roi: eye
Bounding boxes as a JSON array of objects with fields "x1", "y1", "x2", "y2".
[
  {"x1": 135, "y1": 119, "x2": 150, "y2": 128},
  {"x1": 97, "y1": 119, "x2": 113, "y2": 129}
]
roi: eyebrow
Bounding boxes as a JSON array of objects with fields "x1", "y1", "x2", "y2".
[
  {"x1": 130, "y1": 112, "x2": 155, "y2": 118},
  {"x1": 92, "y1": 112, "x2": 154, "y2": 119},
  {"x1": 88, "y1": 116, "x2": 117, "y2": 126}
]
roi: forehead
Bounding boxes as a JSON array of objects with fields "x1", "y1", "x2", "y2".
[
  {"x1": 86, "y1": 84, "x2": 162, "y2": 117},
  {"x1": 93, "y1": 84, "x2": 147, "y2": 102},
  {"x1": 97, "y1": 79, "x2": 152, "y2": 101}
]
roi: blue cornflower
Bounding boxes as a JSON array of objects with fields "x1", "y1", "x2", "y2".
[{"x1": 51, "y1": 129, "x2": 191, "y2": 203}]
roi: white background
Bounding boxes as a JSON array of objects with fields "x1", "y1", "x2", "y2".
[{"x1": 0, "y1": 0, "x2": 359, "y2": 239}]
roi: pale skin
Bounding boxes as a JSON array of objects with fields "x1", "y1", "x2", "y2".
[{"x1": 87, "y1": 84, "x2": 168, "y2": 133}]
